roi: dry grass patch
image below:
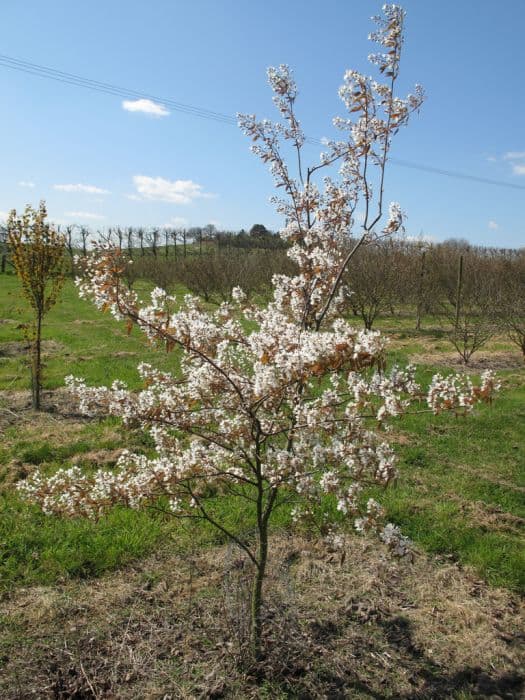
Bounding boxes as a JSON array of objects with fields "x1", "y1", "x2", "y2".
[
  {"x1": 0, "y1": 388, "x2": 86, "y2": 427},
  {"x1": 1, "y1": 535, "x2": 523, "y2": 698},
  {"x1": 71, "y1": 448, "x2": 125, "y2": 467},
  {"x1": 410, "y1": 350, "x2": 523, "y2": 371},
  {"x1": 0, "y1": 339, "x2": 64, "y2": 359},
  {"x1": 446, "y1": 496, "x2": 525, "y2": 535}
]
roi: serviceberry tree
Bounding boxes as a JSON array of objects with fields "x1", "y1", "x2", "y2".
[{"x1": 19, "y1": 6, "x2": 498, "y2": 659}]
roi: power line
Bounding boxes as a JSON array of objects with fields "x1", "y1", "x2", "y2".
[
  {"x1": 0, "y1": 54, "x2": 238, "y2": 126},
  {"x1": 387, "y1": 158, "x2": 525, "y2": 192},
  {"x1": 305, "y1": 135, "x2": 525, "y2": 191},
  {"x1": 1, "y1": 52, "x2": 524, "y2": 192}
]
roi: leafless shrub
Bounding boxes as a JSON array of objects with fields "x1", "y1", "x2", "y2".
[
  {"x1": 343, "y1": 240, "x2": 412, "y2": 329},
  {"x1": 126, "y1": 256, "x2": 179, "y2": 291},
  {"x1": 175, "y1": 249, "x2": 295, "y2": 302},
  {"x1": 497, "y1": 253, "x2": 525, "y2": 360},
  {"x1": 438, "y1": 253, "x2": 500, "y2": 364}
]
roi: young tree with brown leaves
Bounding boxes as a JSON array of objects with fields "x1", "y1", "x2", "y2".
[{"x1": 7, "y1": 201, "x2": 66, "y2": 410}]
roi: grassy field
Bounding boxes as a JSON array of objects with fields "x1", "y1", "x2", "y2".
[
  {"x1": 0, "y1": 273, "x2": 524, "y2": 697},
  {"x1": 1, "y1": 275, "x2": 523, "y2": 592}
]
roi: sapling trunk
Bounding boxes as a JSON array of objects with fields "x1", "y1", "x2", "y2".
[
  {"x1": 415, "y1": 250, "x2": 426, "y2": 331},
  {"x1": 251, "y1": 523, "x2": 268, "y2": 661},
  {"x1": 455, "y1": 254, "x2": 464, "y2": 331},
  {"x1": 32, "y1": 312, "x2": 43, "y2": 410}
]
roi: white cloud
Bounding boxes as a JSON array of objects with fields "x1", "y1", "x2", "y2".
[
  {"x1": 512, "y1": 164, "x2": 525, "y2": 176},
  {"x1": 54, "y1": 183, "x2": 110, "y2": 194},
  {"x1": 18, "y1": 180, "x2": 35, "y2": 188},
  {"x1": 0, "y1": 210, "x2": 8, "y2": 221},
  {"x1": 503, "y1": 151, "x2": 525, "y2": 161},
  {"x1": 132, "y1": 175, "x2": 213, "y2": 204},
  {"x1": 122, "y1": 98, "x2": 170, "y2": 117},
  {"x1": 163, "y1": 216, "x2": 189, "y2": 228},
  {"x1": 64, "y1": 211, "x2": 105, "y2": 221},
  {"x1": 486, "y1": 156, "x2": 497, "y2": 163},
  {"x1": 488, "y1": 220, "x2": 499, "y2": 230},
  {"x1": 405, "y1": 233, "x2": 436, "y2": 244}
]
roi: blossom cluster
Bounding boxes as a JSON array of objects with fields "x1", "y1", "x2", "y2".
[{"x1": 427, "y1": 369, "x2": 500, "y2": 415}]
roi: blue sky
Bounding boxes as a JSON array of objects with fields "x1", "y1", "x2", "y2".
[{"x1": 0, "y1": 0, "x2": 523, "y2": 247}]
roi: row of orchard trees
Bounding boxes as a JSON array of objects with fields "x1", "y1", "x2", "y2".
[
  {"x1": 161, "y1": 238, "x2": 524, "y2": 363},
  {"x1": 115, "y1": 235, "x2": 525, "y2": 364},
  {"x1": 71, "y1": 229, "x2": 525, "y2": 363},
  {"x1": 344, "y1": 239, "x2": 525, "y2": 362},
  {"x1": 2, "y1": 215, "x2": 524, "y2": 366}
]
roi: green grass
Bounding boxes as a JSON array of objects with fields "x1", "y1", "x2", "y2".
[
  {"x1": 0, "y1": 496, "x2": 168, "y2": 587},
  {"x1": 381, "y1": 376, "x2": 525, "y2": 591},
  {"x1": 1, "y1": 274, "x2": 524, "y2": 593},
  {"x1": 0, "y1": 276, "x2": 178, "y2": 390}
]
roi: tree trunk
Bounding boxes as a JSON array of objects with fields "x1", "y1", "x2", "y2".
[
  {"x1": 415, "y1": 250, "x2": 426, "y2": 331},
  {"x1": 152, "y1": 231, "x2": 158, "y2": 258},
  {"x1": 251, "y1": 525, "x2": 268, "y2": 661},
  {"x1": 32, "y1": 313, "x2": 42, "y2": 410},
  {"x1": 455, "y1": 254, "x2": 464, "y2": 332}
]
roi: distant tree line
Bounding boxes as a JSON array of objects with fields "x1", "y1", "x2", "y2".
[{"x1": 57, "y1": 222, "x2": 284, "y2": 265}]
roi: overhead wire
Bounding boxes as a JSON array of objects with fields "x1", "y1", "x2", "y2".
[
  {"x1": 0, "y1": 54, "x2": 238, "y2": 125},
  {"x1": 1, "y1": 53, "x2": 524, "y2": 192}
]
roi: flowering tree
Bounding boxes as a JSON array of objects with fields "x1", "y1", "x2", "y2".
[{"x1": 19, "y1": 6, "x2": 498, "y2": 659}]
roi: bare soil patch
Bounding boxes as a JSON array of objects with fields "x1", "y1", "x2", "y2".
[
  {"x1": 71, "y1": 448, "x2": 124, "y2": 467},
  {"x1": 447, "y1": 494, "x2": 525, "y2": 535},
  {"x1": 0, "y1": 339, "x2": 64, "y2": 359},
  {"x1": 0, "y1": 459, "x2": 34, "y2": 492},
  {"x1": 1, "y1": 535, "x2": 523, "y2": 698},
  {"x1": 0, "y1": 388, "x2": 88, "y2": 431},
  {"x1": 411, "y1": 350, "x2": 523, "y2": 371}
]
